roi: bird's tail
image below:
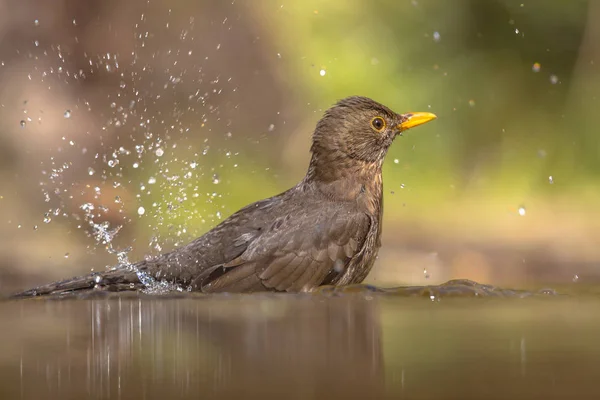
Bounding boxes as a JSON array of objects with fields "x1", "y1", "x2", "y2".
[{"x1": 10, "y1": 266, "x2": 143, "y2": 298}]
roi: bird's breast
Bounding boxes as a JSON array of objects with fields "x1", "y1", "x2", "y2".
[{"x1": 356, "y1": 173, "x2": 383, "y2": 216}]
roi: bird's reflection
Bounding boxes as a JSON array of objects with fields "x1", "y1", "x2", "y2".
[{"x1": 1, "y1": 294, "x2": 384, "y2": 399}]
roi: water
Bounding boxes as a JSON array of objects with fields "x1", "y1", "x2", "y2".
[{"x1": 1, "y1": 286, "x2": 599, "y2": 399}]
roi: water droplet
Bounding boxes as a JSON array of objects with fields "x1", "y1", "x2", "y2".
[
  {"x1": 532, "y1": 62, "x2": 541, "y2": 72},
  {"x1": 424, "y1": 268, "x2": 430, "y2": 279},
  {"x1": 268, "y1": 124, "x2": 275, "y2": 132},
  {"x1": 94, "y1": 275, "x2": 102, "y2": 283},
  {"x1": 393, "y1": 159, "x2": 399, "y2": 164},
  {"x1": 433, "y1": 31, "x2": 441, "y2": 42},
  {"x1": 137, "y1": 206, "x2": 145, "y2": 215},
  {"x1": 34, "y1": 19, "x2": 39, "y2": 27},
  {"x1": 212, "y1": 174, "x2": 220, "y2": 184},
  {"x1": 331, "y1": 259, "x2": 344, "y2": 273},
  {"x1": 116, "y1": 249, "x2": 131, "y2": 265},
  {"x1": 549, "y1": 75, "x2": 559, "y2": 85},
  {"x1": 64, "y1": 110, "x2": 71, "y2": 118},
  {"x1": 20, "y1": 120, "x2": 26, "y2": 128},
  {"x1": 148, "y1": 177, "x2": 156, "y2": 184},
  {"x1": 518, "y1": 206, "x2": 526, "y2": 216},
  {"x1": 548, "y1": 175, "x2": 554, "y2": 184},
  {"x1": 400, "y1": 184, "x2": 405, "y2": 189},
  {"x1": 88, "y1": 167, "x2": 95, "y2": 176},
  {"x1": 573, "y1": 274, "x2": 579, "y2": 282},
  {"x1": 43, "y1": 213, "x2": 52, "y2": 223},
  {"x1": 319, "y1": 69, "x2": 326, "y2": 76},
  {"x1": 80, "y1": 203, "x2": 95, "y2": 213},
  {"x1": 468, "y1": 99, "x2": 476, "y2": 107},
  {"x1": 155, "y1": 148, "x2": 164, "y2": 157},
  {"x1": 537, "y1": 149, "x2": 547, "y2": 158},
  {"x1": 133, "y1": 162, "x2": 139, "y2": 168},
  {"x1": 64, "y1": 253, "x2": 70, "y2": 259},
  {"x1": 33, "y1": 225, "x2": 38, "y2": 230},
  {"x1": 190, "y1": 162, "x2": 197, "y2": 169}
]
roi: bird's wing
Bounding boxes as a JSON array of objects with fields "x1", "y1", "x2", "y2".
[{"x1": 198, "y1": 204, "x2": 372, "y2": 293}]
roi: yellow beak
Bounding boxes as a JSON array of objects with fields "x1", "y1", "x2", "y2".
[{"x1": 398, "y1": 112, "x2": 437, "y2": 131}]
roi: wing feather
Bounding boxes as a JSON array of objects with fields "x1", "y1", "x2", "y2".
[
  {"x1": 269, "y1": 257, "x2": 312, "y2": 290},
  {"x1": 200, "y1": 203, "x2": 371, "y2": 293},
  {"x1": 259, "y1": 253, "x2": 297, "y2": 280}
]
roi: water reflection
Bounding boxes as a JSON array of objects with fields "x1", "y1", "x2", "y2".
[
  {"x1": 1, "y1": 294, "x2": 600, "y2": 399},
  {"x1": 0, "y1": 295, "x2": 383, "y2": 399}
]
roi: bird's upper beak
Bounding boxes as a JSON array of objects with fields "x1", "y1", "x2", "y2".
[{"x1": 398, "y1": 112, "x2": 437, "y2": 131}]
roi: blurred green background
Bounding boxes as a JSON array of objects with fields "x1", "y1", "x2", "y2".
[{"x1": 1, "y1": 0, "x2": 599, "y2": 293}]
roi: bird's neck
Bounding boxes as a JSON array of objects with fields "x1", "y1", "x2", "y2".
[{"x1": 304, "y1": 151, "x2": 383, "y2": 214}]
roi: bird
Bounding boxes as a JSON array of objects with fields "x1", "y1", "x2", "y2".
[{"x1": 12, "y1": 96, "x2": 436, "y2": 297}]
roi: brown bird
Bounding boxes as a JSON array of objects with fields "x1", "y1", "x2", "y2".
[{"x1": 13, "y1": 96, "x2": 436, "y2": 297}]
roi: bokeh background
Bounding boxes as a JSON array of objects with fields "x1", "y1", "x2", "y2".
[{"x1": 1, "y1": 0, "x2": 599, "y2": 294}]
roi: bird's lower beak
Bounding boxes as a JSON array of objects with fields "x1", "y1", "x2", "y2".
[{"x1": 398, "y1": 112, "x2": 437, "y2": 131}]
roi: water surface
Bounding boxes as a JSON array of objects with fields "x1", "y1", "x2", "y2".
[{"x1": 1, "y1": 285, "x2": 599, "y2": 399}]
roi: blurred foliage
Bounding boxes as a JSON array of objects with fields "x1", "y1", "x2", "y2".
[
  {"x1": 146, "y1": 0, "x2": 600, "y2": 237},
  {"x1": 257, "y1": 0, "x2": 597, "y2": 217}
]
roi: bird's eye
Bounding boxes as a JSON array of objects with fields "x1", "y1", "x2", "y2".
[{"x1": 370, "y1": 117, "x2": 386, "y2": 132}]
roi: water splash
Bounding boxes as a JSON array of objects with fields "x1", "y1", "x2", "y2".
[{"x1": 24, "y1": 1, "x2": 235, "y2": 296}]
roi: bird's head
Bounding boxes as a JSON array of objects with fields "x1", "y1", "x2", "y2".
[{"x1": 308, "y1": 96, "x2": 436, "y2": 180}]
